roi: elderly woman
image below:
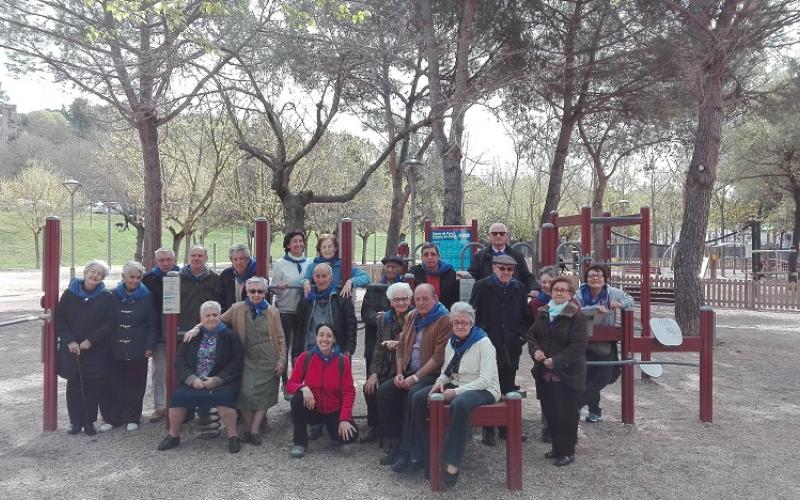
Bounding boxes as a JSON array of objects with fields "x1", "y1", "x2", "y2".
[
  {"x1": 286, "y1": 324, "x2": 358, "y2": 458},
  {"x1": 98, "y1": 261, "x2": 157, "y2": 433},
  {"x1": 405, "y1": 302, "x2": 500, "y2": 488},
  {"x1": 55, "y1": 260, "x2": 117, "y2": 436},
  {"x1": 409, "y1": 242, "x2": 458, "y2": 309},
  {"x1": 576, "y1": 265, "x2": 634, "y2": 423},
  {"x1": 158, "y1": 301, "x2": 244, "y2": 454},
  {"x1": 302, "y1": 233, "x2": 371, "y2": 298},
  {"x1": 527, "y1": 276, "x2": 587, "y2": 466},
  {"x1": 272, "y1": 231, "x2": 311, "y2": 394},
  {"x1": 363, "y1": 281, "x2": 412, "y2": 447}
]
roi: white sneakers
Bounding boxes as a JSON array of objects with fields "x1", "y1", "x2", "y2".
[
  {"x1": 98, "y1": 423, "x2": 114, "y2": 432},
  {"x1": 126, "y1": 423, "x2": 139, "y2": 431}
]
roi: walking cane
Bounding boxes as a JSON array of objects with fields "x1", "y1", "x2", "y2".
[{"x1": 75, "y1": 351, "x2": 91, "y2": 432}]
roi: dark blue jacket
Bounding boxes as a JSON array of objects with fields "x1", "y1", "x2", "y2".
[{"x1": 111, "y1": 285, "x2": 158, "y2": 361}]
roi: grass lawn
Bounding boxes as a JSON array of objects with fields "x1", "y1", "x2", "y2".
[{"x1": 0, "y1": 211, "x2": 395, "y2": 269}]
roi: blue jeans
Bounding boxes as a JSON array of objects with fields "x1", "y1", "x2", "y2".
[{"x1": 441, "y1": 390, "x2": 496, "y2": 466}]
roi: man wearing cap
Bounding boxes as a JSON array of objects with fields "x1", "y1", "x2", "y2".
[
  {"x1": 361, "y1": 256, "x2": 405, "y2": 376},
  {"x1": 463, "y1": 222, "x2": 538, "y2": 293},
  {"x1": 469, "y1": 254, "x2": 532, "y2": 446}
]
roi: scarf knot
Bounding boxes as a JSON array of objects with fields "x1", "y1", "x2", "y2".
[
  {"x1": 234, "y1": 258, "x2": 257, "y2": 281},
  {"x1": 67, "y1": 278, "x2": 106, "y2": 301},
  {"x1": 245, "y1": 297, "x2": 269, "y2": 319},
  {"x1": 306, "y1": 285, "x2": 339, "y2": 302},
  {"x1": 114, "y1": 282, "x2": 150, "y2": 303},
  {"x1": 200, "y1": 322, "x2": 226, "y2": 338},
  {"x1": 425, "y1": 260, "x2": 454, "y2": 277},
  {"x1": 413, "y1": 302, "x2": 449, "y2": 332},
  {"x1": 283, "y1": 253, "x2": 307, "y2": 274},
  {"x1": 580, "y1": 283, "x2": 608, "y2": 307},
  {"x1": 443, "y1": 326, "x2": 487, "y2": 378}
]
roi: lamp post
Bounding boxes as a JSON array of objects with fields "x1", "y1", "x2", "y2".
[
  {"x1": 402, "y1": 157, "x2": 424, "y2": 264},
  {"x1": 62, "y1": 179, "x2": 82, "y2": 279},
  {"x1": 104, "y1": 200, "x2": 113, "y2": 265}
]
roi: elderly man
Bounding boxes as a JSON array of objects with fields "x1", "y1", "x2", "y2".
[
  {"x1": 376, "y1": 283, "x2": 451, "y2": 472},
  {"x1": 217, "y1": 244, "x2": 257, "y2": 313},
  {"x1": 179, "y1": 245, "x2": 221, "y2": 333},
  {"x1": 361, "y1": 255, "x2": 404, "y2": 376},
  {"x1": 464, "y1": 222, "x2": 538, "y2": 292},
  {"x1": 293, "y1": 263, "x2": 357, "y2": 360},
  {"x1": 142, "y1": 247, "x2": 181, "y2": 423},
  {"x1": 469, "y1": 254, "x2": 532, "y2": 445}
]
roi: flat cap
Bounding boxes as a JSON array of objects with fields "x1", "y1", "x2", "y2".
[
  {"x1": 492, "y1": 254, "x2": 517, "y2": 266},
  {"x1": 381, "y1": 255, "x2": 404, "y2": 266}
]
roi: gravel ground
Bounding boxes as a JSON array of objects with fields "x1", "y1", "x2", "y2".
[{"x1": 1, "y1": 269, "x2": 799, "y2": 499}]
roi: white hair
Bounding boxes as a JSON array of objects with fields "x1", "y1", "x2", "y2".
[
  {"x1": 199, "y1": 300, "x2": 221, "y2": 316},
  {"x1": 122, "y1": 261, "x2": 145, "y2": 277},
  {"x1": 386, "y1": 282, "x2": 413, "y2": 300},
  {"x1": 449, "y1": 302, "x2": 475, "y2": 324},
  {"x1": 83, "y1": 259, "x2": 110, "y2": 280},
  {"x1": 229, "y1": 244, "x2": 251, "y2": 259}
]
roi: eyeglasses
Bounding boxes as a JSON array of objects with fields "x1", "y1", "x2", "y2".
[
  {"x1": 391, "y1": 296, "x2": 411, "y2": 302},
  {"x1": 551, "y1": 287, "x2": 570, "y2": 293},
  {"x1": 494, "y1": 265, "x2": 515, "y2": 272},
  {"x1": 586, "y1": 273, "x2": 604, "y2": 280},
  {"x1": 452, "y1": 320, "x2": 472, "y2": 327},
  {"x1": 490, "y1": 231, "x2": 507, "y2": 236},
  {"x1": 247, "y1": 289, "x2": 266, "y2": 294}
]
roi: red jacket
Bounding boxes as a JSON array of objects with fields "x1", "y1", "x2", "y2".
[{"x1": 287, "y1": 351, "x2": 355, "y2": 421}]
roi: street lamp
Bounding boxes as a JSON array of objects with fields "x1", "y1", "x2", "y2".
[
  {"x1": 402, "y1": 157, "x2": 424, "y2": 264},
  {"x1": 62, "y1": 179, "x2": 82, "y2": 279}
]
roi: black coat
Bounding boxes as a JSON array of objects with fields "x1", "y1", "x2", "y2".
[
  {"x1": 409, "y1": 264, "x2": 459, "y2": 309},
  {"x1": 216, "y1": 267, "x2": 248, "y2": 313},
  {"x1": 293, "y1": 293, "x2": 357, "y2": 357},
  {"x1": 178, "y1": 268, "x2": 220, "y2": 332},
  {"x1": 468, "y1": 245, "x2": 538, "y2": 292},
  {"x1": 174, "y1": 326, "x2": 244, "y2": 389},
  {"x1": 470, "y1": 276, "x2": 532, "y2": 348},
  {"x1": 111, "y1": 290, "x2": 159, "y2": 361},
  {"x1": 55, "y1": 288, "x2": 118, "y2": 380},
  {"x1": 526, "y1": 302, "x2": 588, "y2": 392},
  {"x1": 361, "y1": 283, "x2": 391, "y2": 342},
  {"x1": 142, "y1": 271, "x2": 165, "y2": 341}
]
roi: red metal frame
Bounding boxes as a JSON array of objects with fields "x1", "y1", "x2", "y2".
[
  {"x1": 42, "y1": 216, "x2": 60, "y2": 432},
  {"x1": 338, "y1": 218, "x2": 353, "y2": 283},
  {"x1": 254, "y1": 218, "x2": 270, "y2": 279},
  {"x1": 164, "y1": 311, "x2": 179, "y2": 429},
  {"x1": 428, "y1": 396, "x2": 522, "y2": 491},
  {"x1": 396, "y1": 242, "x2": 410, "y2": 274}
]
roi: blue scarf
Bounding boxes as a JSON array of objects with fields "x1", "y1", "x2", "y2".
[
  {"x1": 234, "y1": 258, "x2": 257, "y2": 281},
  {"x1": 181, "y1": 264, "x2": 209, "y2": 282},
  {"x1": 489, "y1": 247, "x2": 507, "y2": 257},
  {"x1": 114, "y1": 282, "x2": 150, "y2": 303},
  {"x1": 306, "y1": 284, "x2": 339, "y2": 302},
  {"x1": 547, "y1": 299, "x2": 568, "y2": 322},
  {"x1": 245, "y1": 297, "x2": 269, "y2": 319},
  {"x1": 313, "y1": 255, "x2": 341, "y2": 267},
  {"x1": 383, "y1": 308, "x2": 409, "y2": 325},
  {"x1": 580, "y1": 283, "x2": 608, "y2": 307},
  {"x1": 200, "y1": 322, "x2": 226, "y2": 338},
  {"x1": 491, "y1": 273, "x2": 519, "y2": 290},
  {"x1": 381, "y1": 274, "x2": 403, "y2": 285},
  {"x1": 312, "y1": 344, "x2": 341, "y2": 363},
  {"x1": 444, "y1": 325, "x2": 488, "y2": 378},
  {"x1": 536, "y1": 291, "x2": 551, "y2": 304},
  {"x1": 149, "y1": 264, "x2": 181, "y2": 278},
  {"x1": 424, "y1": 260, "x2": 454, "y2": 277},
  {"x1": 413, "y1": 302, "x2": 449, "y2": 332},
  {"x1": 283, "y1": 253, "x2": 307, "y2": 274},
  {"x1": 67, "y1": 278, "x2": 106, "y2": 301}
]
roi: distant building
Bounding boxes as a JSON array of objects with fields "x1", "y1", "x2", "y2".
[{"x1": 0, "y1": 102, "x2": 18, "y2": 140}]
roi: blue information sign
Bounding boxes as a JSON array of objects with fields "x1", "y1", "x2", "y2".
[{"x1": 430, "y1": 226, "x2": 474, "y2": 271}]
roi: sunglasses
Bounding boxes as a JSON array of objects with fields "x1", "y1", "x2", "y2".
[
  {"x1": 490, "y1": 231, "x2": 507, "y2": 236},
  {"x1": 247, "y1": 289, "x2": 266, "y2": 294},
  {"x1": 495, "y1": 265, "x2": 515, "y2": 272}
]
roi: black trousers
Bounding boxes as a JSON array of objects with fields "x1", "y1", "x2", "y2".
[
  {"x1": 290, "y1": 392, "x2": 357, "y2": 447},
  {"x1": 580, "y1": 365, "x2": 614, "y2": 415},
  {"x1": 364, "y1": 378, "x2": 389, "y2": 428},
  {"x1": 376, "y1": 374, "x2": 438, "y2": 440},
  {"x1": 363, "y1": 326, "x2": 377, "y2": 377},
  {"x1": 66, "y1": 376, "x2": 104, "y2": 428},
  {"x1": 280, "y1": 312, "x2": 297, "y2": 386},
  {"x1": 539, "y1": 379, "x2": 579, "y2": 457},
  {"x1": 100, "y1": 358, "x2": 148, "y2": 425}
]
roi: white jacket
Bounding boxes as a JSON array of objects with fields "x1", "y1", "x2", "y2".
[{"x1": 436, "y1": 336, "x2": 501, "y2": 402}]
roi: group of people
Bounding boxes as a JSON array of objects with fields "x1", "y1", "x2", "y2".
[{"x1": 55, "y1": 221, "x2": 633, "y2": 487}]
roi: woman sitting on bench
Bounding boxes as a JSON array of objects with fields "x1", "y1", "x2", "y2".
[{"x1": 408, "y1": 302, "x2": 500, "y2": 488}]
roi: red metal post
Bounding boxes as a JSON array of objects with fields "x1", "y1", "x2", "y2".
[
  {"x1": 424, "y1": 219, "x2": 432, "y2": 243},
  {"x1": 640, "y1": 206, "x2": 652, "y2": 372},
  {"x1": 254, "y1": 218, "x2": 270, "y2": 279},
  {"x1": 549, "y1": 211, "x2": 560, "y2": 247},
  {"x1": 429, "y1": 395, "x2": 445, "y2": 492},
  {"x1": 580, "y1": 206, "x2": 592, "y2": 277},
  {"x1": 471, "y1": 218, "x2": 479, "y2": 255},
  {"x1": 699, "y1": 307, "x2": 714, "y2": 422},
  {"x1": 505, "y1": 395, "x2": 523, "y2": 490},
  {"x1": 397, "y1": 242, "x2": 410, "y2": 273},
  {"x1": 338, "y1": 218, "x2": 353, "y2": 283},
  {"x1": 540, "y1": 223, "x2": 556, "y2": 267},
  {"x1": 42, "y1": 216, "x2": 60, "y2": 432},
  {"x1": 601, "y1": 211, "x2": 612, "y2": 272},
  {"x1": 621, "y1": 309, "x2": 635, "y2": 424}
]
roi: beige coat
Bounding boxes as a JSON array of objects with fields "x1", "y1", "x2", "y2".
[{"x1": 220, "y1": 302, "x2": 287, "y2": 372}]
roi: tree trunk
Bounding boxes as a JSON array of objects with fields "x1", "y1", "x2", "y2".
[
  {"x1": 133, "y1": 222, "x2": 145, "y2": 263},
  {"x1": 540, "y1": 117, "x2": 577, "y2": 225},
  {"x1": 385, "y1": 172, "x2": 407, "y2": 256},
  {"x1": 591, "y1": 171, "x2": 609, "y2": 261},
  {"x1": 137, "y1": 112, "x2": 163, "y2": 269},
  {"x1": 789, "y1": 189, "x2": 800, "y2": 282},
  {"x1": 674, "y1": 68, "x2": 723, "y2": 336},
  {"x1": 282, "y1": 192, "x2": 309, "y2": 233},
  {"x1": 171, "y1": 230, "x2": 186, "y2": 262},
  {"x1": 360, "y1": 234, "x2": 369, "y2": 264}
]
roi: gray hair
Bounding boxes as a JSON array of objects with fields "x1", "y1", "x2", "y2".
[
  {"x1": 449, "y1": 301, "x2": 475, "y2": 324},
  {"x1": 122, "y1": 261, "x2": 145, "y2": 277},
  {"x1": 313, "y1": 263, "x2": 332, "y2": 276},
  {"x1": 83, "y1": 259, "x2": 110, "y2": 280},
  {"x1": 189, "y1": 245, "x2": 208, "y2": 256},
  {"x1": 245, "y1": 276, "x2": 267, "y2": 289},
  {"x1": 386, "y1": 282, "x2": 413, "y2": 300},
  {"x1": 199, "y1": 300, "x2": 221, "y2": 316},
  {"x1": 229, "y1": 243, "x2": 251, "y2": 259},
  {"x1": 539, "y1": 265, "x2": 560, "y2": 279},
  {"x1": 154, "y1": 247, "x2": 175, "y2": 258}
]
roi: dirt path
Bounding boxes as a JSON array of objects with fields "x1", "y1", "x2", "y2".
[{"x1": 1, "y1": 270, "x2": 799, "y2": 499}]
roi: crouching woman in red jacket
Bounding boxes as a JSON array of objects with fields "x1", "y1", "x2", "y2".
[{"x1": 286, "y1": 323, "x2": 358, "y2": 458}]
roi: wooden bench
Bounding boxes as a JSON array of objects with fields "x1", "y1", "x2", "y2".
[{"x1": 428, "y1": 392, "x2": 523, "y2": 492}]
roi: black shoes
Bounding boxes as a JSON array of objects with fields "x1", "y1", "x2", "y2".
[
  {"x1": 380, "y1": 447, "x2": 400, "y2": 466},
  {"x1": 541, "y1": 428, "x2": 552, "y2": 443},
  {"x1": 249, "y1": 432, "x2": 263, "y2": 446},
  {"x1": 67, "y1": 424, "x2": 82, "y2": 435},
  {"x1": 481, "y1": 428, "x2": 496, "y2": 447},
  {"x1": 360, "y1": 427, "x2": 379, "y2": 443},
  {"x1": 83, "y1": 424, "x2": 97, "y2": 436},
  {"x1": 157, "y1": 435, "x2": 180, "y2": 451},
  {"x1": 544, "y1": 449, "x2": 557, "y2": 459},
  {"x1": 554, "y1": 455, "x2": 575, "y2": 466},
  {"x1": 391, "y1": 453, "x2": 424, "y2": 473},
  {"x1": 308, "y1": 424, "x2": 324, "y2": 441},
  {"x1": 443, "y1": 470, "x2": 460, "y2": 488},
  {"x1": 228, "y1": 436, "x2": 241, "y2": 454}
]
